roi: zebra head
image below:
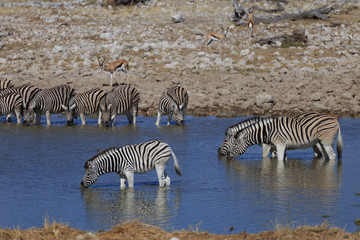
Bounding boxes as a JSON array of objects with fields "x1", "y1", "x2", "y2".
[
  {"x1": 227, "y1": 131, "x2": 249, "y2": 160},
  {"x1": 80, "y1": 161, "x2": 99, "y2": 188},
  {"x1": 23, "y1": 106, "x2": 35, "y2": 126},
  {"x1": 99, "y1": 102, "x2": 112, "y2": 127},
  {"x1": 62, "y1": 104, "x2": 76, "y2": 126},
  {"x1": 172, "y1": 103, "x2": 185, "y2": 126},
  {"x1": 218, "y1": 134, "x2": 235, "y2": 158}
]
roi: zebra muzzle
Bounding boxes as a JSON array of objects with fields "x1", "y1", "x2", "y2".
[{"x1": 80, "y1": 181, "x2": 87, "y2": 188}]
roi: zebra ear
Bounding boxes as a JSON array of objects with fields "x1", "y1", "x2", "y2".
[
  {"x1": 179, "y1": 104, "x2": 184, "y2": 110},
  {"x1": 70, "y1": 104, "x2": 76, "y2": 110},
  {"x1": 100, "y1": 103, "x2": 105, "y2": 111},
  {"x1": 107, "y1": 103, "x2": 112, "y2": 110},
  {"x1": 61, "y1": 104, "x2": 68, "y2": 111}
]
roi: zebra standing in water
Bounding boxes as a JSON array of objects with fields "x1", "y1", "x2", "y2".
[
  {"x1": 23, "y1": 85, "x2": 74, "y2": 126},
  {"x1": 0, "y1": 78, "x2": 13, "y2": 92},
  {"x1": 227, "y1": 115, "x2": 343, "y2": 162},
  {"x1": 218, "y1": 113, "x2": 325, "y2": 159},
  {"x1": 155, "y1": 85, "x2": 189, "y2": 126},
  {"x1": 0, "y1": 84, "x2": 41, "y2": 122},
  {"x1": 99, "y1": 84, "x2": 140, "y2": 127},
  {"x1": 80, "y1": 140, "x2": 182, "y2": 189},
  {"x1": 0, "y1": 92, "x2": 23, "y2": 124},
  {"x1": 62, "y1": 89, "x2": 106, "y2": 126}
]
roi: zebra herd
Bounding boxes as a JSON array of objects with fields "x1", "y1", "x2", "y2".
[
  {"x1": 1, "y1": 78, "x2": 344, "y2": 189},
  {"x1": 0, "y1": 78, "x2": 189, "y2": 127}
]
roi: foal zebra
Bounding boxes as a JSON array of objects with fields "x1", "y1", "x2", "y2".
[
  {"x1": 62, "y1": 89, "x2": 106, "y2": 126},
  {"x1": 80, "y1": 140, "x2": 182, "y2": 189},
  {"x1": 23, "y1": 85, "x2": 74, "y2": 126},
  {"x1": 0, "y1": 92, "x2": 23, "y2": 124},
  {"x1": 155, "y1": 85, "x2": 189, "y2": 126},
  {"x1": 227, "y1": 115, "x2": 343, "y2": 162},
  {"x1": 99, "y1": 84, "x2": 140, "y2": 127},
  {"x1": 0, "y1": 78, "x2": 13, "y2": 91}
]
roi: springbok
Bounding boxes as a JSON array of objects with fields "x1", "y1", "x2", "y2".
[
  {"x1": 247, "y1": 8, "x2": 254, "y2": 38},
  {"x1": 205, "y1": 26, "x2": 230, "y2": 55},
  {"x1": 97, "y1": 57, "x2": 129, "y2": 86}
]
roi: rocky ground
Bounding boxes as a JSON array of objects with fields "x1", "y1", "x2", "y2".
[{"x1": 0, "y1": 0, "x2": 360, "y2": 118}]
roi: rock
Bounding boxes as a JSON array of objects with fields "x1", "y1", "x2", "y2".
[
  {"x1": 172, "y1": 13, "x2": 184, "y2": 23},
  {"x1": 52, "y1": 45, "x2": 64, "y2": 53},
  {"x1": 255, "y1": 93, "x2": 275, "y2": 110}
]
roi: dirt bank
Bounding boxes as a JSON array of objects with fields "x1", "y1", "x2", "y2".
[{"x1": 0, "y1": 0, "x2": 359, "y2": 118}]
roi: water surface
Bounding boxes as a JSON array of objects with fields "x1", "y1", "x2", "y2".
[{"x1": 0, "y1": 115, "x2": 359, "y2": 234}]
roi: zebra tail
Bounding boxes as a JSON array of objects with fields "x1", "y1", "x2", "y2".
[
  {"x1": 170, "y1": 148, "x2": 182, "y2": 177},
  {"x1": 336, "y1": 126, "x2": 343, "y2": 161}
]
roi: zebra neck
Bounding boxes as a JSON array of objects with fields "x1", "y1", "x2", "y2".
[
  {"x1": 95, "y1": 149, "x2": 123, "y2": 175},
  {"x1": 248, "y1": 122, "x2": 271, "y2": 145}
]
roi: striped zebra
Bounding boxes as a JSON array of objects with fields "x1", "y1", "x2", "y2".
[
  {"x1": 80, "y1": 140, "x2": 182, "y2": 188},
  {"x1": 0, "y1": 78, "x2": 13, "y2": 91},
  {"x1": 99, "y1": 84, "x2": 140, "y2": 127},
  {"x1": 218, "y1": 117, "x2": 274, "y2": 158},
  {"x1": 155, "y1": 85, "x2": 189, "y2": 126},
  {"x1": 227, "y1": 114, "x2": 343, "y2": 162},
  {"x1": 218, "y1": 113, "x2": 325, "y2": 159},
  {"x1": 0, "y1": 84, "x2": 41, "y2": 122},
  {"x1": 61, "y1": 89, "x2": 106, "y2": 126},
  {"x1": 23, "y1": 85, "x2": 74, "y2": 126},
  {"x1": 0, "y1": 92, "x2": 23, "y2": 124}
]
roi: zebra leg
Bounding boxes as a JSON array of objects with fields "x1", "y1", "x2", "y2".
[
  {"x1": 97, "y1": 110, "x2": 102, "y2": 125},
  {"x1": 262, "y1": 144, "x2": 271, "y2": 158},
  {"x1": 14, "y1": 110, "x2": 21, "y2": 124},
  {"x1": 162, "y1": 171, "x2": 171, "y2": 186},
  {"x1": 132, "y1": 106, "x2": 137, "y2": 124},
  {"x1": 124, "y1": 171, "x2": 134, "y2": 188},
  {"x1": 6, "y1": 113, "x2": 11, "y2": 122},
  {"x1": 126, "y1": 110, "x2": 133, "y2": 124},
  {"x1": 80, "y1": 113, "x2": 86, "y2": 125},
  {"x1": 167, "y1": 114, "x2": 172, "y2": 125},
  {"x1": 119, "y1": 174, "x2": 127, "y2": 189},
  {"x1": 155, "y1": 112, "x2": 161, "y2": 126},
  {"x1": 35, "y1": 112, "x2": 41, "y2": 125},
  {"x1": 313, "y1": 143, "x2": 323, "y2": 158},
  {"x1": 45, "y1": 111, "x2": 51, "y2": 125},
  {"x1": 323, "y1": 143, "x2": 336, "y2": 161},
  {"x1": 155, "y1": 165, "x2": 167, "y2": 186},
  {"x1": 111, "y1": 114, "x2": 116, "y2": 127},
  {"x1": 275, "y1": 144, "x2": 286, "y2": 161}
]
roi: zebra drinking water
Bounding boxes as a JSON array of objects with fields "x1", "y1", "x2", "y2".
[
  {"x1": 226, "y1": 115, "x2": 343, "y2": 162},
  {"x1": 155, "y1": 85, "x2": 189, "y2": 126},
  {"x1": 61, "y1": 89, "x2": 106, "y2": 126},
  {"x1": 0, "y1": 92, "x2": 23, "y2": 124},
  {"x1": 99, "y1": 84, "x2": 140, "y2": 127},
  {"x1": 80, "y1": 140, "x2": 182, "y2": 189},
  {"x1": 23, "y1": 85, "x2": 74, "y2": 126}
]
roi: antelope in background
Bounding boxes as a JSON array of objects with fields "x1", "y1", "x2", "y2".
[
  {"x1": 205, "y1": 26, "x2": 230, "y2": 55},
  {"x1": 97, "y1": 57, "x2": 129, "y2": 86},
  {"x1": 247, "y1": 8, "x2": 254, "y2": 38}
]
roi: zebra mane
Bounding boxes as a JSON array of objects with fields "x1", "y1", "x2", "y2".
[
  {"x1": 84, "y1": 146, "x2": 118, "y2": 168},
  {"x1": 233, "y1": 117, "x2": 274, "y2": 138},
  {"x1": 226, "y1": 117, "x2": 265, "y2": 136}
]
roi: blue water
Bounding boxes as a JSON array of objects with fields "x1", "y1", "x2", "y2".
[{"x1": 0, "y1": 115, "x2": 359, "y2": 234}]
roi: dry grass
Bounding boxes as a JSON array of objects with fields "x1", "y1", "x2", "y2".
[{"x1": 0, "y1": 220, "x2": 359, "y2": 240}]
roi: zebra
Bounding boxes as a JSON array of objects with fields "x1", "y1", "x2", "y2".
[
  {"x1": 61, "y1": 88, "x2": 106, "y2": 126},
  {"x1": 80, "y1": 140, "x2": 182, "y2": 189},
  {"x1": 155, "y1": 85, "x2": 189, "y2": 126},
  {"x1": 218, "y1": 113, "x2": 326, "y2": 159},
  {"x1": 0, "y1": 92, "x2": 23, "y2": 124},
  {"x1": 0, "y1": 84, "x2": 41, "y2": 122},
  {"x1": 0, "y1": 78, "x2": 13, "y2": 92},
  {"x1": 23, "y1": 84, "x2": 74, "y2": 126},
  {"x1": 99, "y1": 84, "x2": 140, "y2": 127},
  {"x1": 227, "y1": 115, "x2": 343, "y2": 162}
]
